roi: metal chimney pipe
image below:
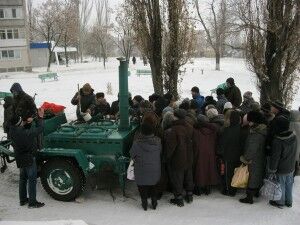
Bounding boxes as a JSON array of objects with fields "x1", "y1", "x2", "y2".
[{"x1": 117, "y1": 57, "x2": 130, "y2": 131}]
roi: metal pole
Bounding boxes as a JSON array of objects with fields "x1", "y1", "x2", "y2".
[{"x1": 117, "y1": 57, "x2": 129, "y2": 131}]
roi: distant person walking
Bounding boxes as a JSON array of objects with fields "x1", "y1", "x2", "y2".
[
  {"x1": 132, "y1": 56, "x2": 137, "y2": 65},
  {"x1": 225, "y1": 78, "x2": 242, "y2": 108}
]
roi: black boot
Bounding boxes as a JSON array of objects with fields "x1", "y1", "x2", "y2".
[
  {"x1": 142, "y1": 199, "x2": 148, "y2": 211},
  {"x1": 239, "y1": 190, "x2": 254, "y2": 204},
  {"x1": 170, "y1": 196, "x2": 184, "y2": 207},
  {"x1": 185, "y1": 194, "x2": 193, "y2": 203},
  {"x1": 193, "y1": 186, "x2": 203, "y2": 196},
  {"x1": 151, "y1": 197, "x2": 157, "y2": 210},
  {"x1": 204, "y1": 186, "x2": 211, "y2": 195}
]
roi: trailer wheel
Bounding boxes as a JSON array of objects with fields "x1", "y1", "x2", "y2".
[{"x1": 41, "y1": 159, "x2": 85, "y2": 201}]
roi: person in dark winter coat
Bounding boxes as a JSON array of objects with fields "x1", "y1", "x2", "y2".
[
  {"x1": 266, "y1": 101, "x2": 290, "y2": 156},
  {"x1": 71, "y1": 83, "x2": 95, "y2": 121},
  {"x1": 132, "y1": 56, "x2": 137, "y2": 65},
  {"x1": 10, "y1": 83, "x2": 37, "y2": 121},
  {"x1": 218, "y1": 110, "x2": 242, "y2": 196},
  {"x1": 130, "y1": 114, "x2": 162, "y2": 211},
  {"x1": 193, "y1": 114, "x2": 219, "y2": 195},
  {"x1": 216, "y1": 88, "x2": 228, "y2": 114},
  {"x1": 93, "y1": 92, "x2": 110, "y2": 118},
  {"x1": 110, "y1": 93, "x2": 133, "y2": 119},
  {"x1": 206, "y1": 108, "x2": 225, "y2": 132},
  {"x1": 225, "y1": 78, "x2": 242, "y2": 108},
  {"x1": 239, "y1": 91, "x2": 255, "y2": 115},
  {"x1": 191, "y1": 86, "x2": 205, "y2": 111},
  {"x1": 164, "y1": 109, "x2": 194, "y2": 207},
  {"x1": 9, "y1": 108, "x2": 45, "y2": 208},
  {"x1": 239, "y1": 111, "x2": 267, "y2": 204},
  {"x1": 268, "y1": 116, "x2": 297, "y2": 208},
  {"x1": 3, "y1": 96, "x2": 14, "y2": 135},
  {"x1": 290, "y1": 110, "x2": 300, "y2": 175}
]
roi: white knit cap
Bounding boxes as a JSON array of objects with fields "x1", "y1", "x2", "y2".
[{"x1": 224, "y1": 102, "x2": 233, "y2": 110}]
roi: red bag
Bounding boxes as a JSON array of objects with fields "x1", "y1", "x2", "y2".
[{"x1": 40, "y1": 102, "x2": 65, "y2": 114}]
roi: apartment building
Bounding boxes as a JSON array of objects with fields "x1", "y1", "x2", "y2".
[{"x1": 0, "y1": 0, "x2": 31, "y2": 72}]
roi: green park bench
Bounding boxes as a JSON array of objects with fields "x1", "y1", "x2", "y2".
[
  {"x1": 38, "y1": 73, "x2": 59, "y2": 82},
  {"x1": 0, "y1": 92, "x2": 13, "y2": 104},
  {"x1": 136, "y1": 69, "x2": 152, "y2": 76}
]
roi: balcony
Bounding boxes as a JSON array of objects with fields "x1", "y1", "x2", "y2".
[
  {"x1": 0, "y1": 39, "x2": 27, "y2": 48},
  {"x1": 0, "y1": 0, "x2": 23, "y2": 6}
]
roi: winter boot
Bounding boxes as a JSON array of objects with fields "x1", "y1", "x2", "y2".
[
  {"x1": 28, "y1": 201, "x2": 45, "y2": 209},
  {"x1": 193, "y1": 186, "x2": 203, "y2": 196},
  {"x1": 20, "y1": 198, "x2": 28, "y2": 206},
  {"x1": 151, "y1": 197, "x2": 158, "y2": 210},
  {"x1": 170, "y1": 196, "x2": 184, "y2": 207},
  {"x1": 204, "y1": 186, "x2": 211, "y2": 195},
  {"x1": 185, "y1": 195, "x2": 193, "y2": 203},
  {"x1": 239, "y1": 190, "x2": 254, "y2": 204},
  {"x1": 141, "y1": 199, "x2": 148, "y2": 211}
]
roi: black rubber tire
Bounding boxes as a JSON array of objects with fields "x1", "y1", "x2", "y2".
[{"x1": 41, "y1": 159, "x2": 85, "y2": 201}]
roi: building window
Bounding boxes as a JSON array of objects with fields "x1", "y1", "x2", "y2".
[
  {"x1": 0, "y1": 9, "x2": 4, "y2": 18},
  {"x1": 6, "y1": 29, "x2": 13, "y2": 39},
  {"x1": 12, "y1": 9, "x2": 17, "y2": 18},
  {"x1": 0, "y1": 30, "x2": 5, "y2": 39},
  {"x1": 0, "y1": 50, "x2": 21, "y2": 60},
  {"x1": 13, "y1": 29, "x2": 19, "y2": 38}
]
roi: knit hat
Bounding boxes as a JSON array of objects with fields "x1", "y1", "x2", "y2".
[
  {"x1": 206, "y1": 108, "x2": 218, "y2": 120},
  {"x1": 10, "y1": 83, "x2": 23, "y2": 94},
  {"x1": 247, "y1": 111, "x2": 265, "y2": 124},
  {"x1": 243, "y1": 91, "x2": 253, "y2": 100},
  {"x1": 174, "y1": 108, "x2": 187, "y2": 119},
  {"x1": 274, "y1": 115, "x2": 290, "y2": 134},
  {"x1": 226, "y1": 77, "x2": 235, "y2": 86},
  {"x1": 271, "y1": 100, "x2": 285, "y2": 111},
  {"x1": 82, "y1": 83, "x2": 92, "y2": 93},
  {"x1": 224, "y1": 102, "x2": 233, "y2": 110}
]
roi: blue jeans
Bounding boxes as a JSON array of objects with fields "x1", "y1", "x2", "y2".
[
  {"x1": 19, "y1": 158, "x2": 37, "y2": 205},
  {"x1": 276, "y1": 172, "x2": 294, "y2": 206}
]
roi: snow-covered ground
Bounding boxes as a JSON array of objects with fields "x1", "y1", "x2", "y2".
[{"x1": 0, "y1": 58, "x2": 299, "y2": 225}]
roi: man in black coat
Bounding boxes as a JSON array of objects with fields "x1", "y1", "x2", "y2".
[
  {"x1": 225, "y1": 77, "x2": 242, "y2": 108},
  {"x1": 71, "y1": 83, "x2": 95, "y2": 121},
  {"x1": 10, "y1": 83, "x2": 37, "y2": 121},
  {"x1": 9, "y1": 108, "x2": 45, "y2": 208}
]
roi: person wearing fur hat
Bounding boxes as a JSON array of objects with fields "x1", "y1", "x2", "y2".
[
  {"x1": 71, "y1": 83, "x2": 95, "y2": 121},
  {"x1": 9, "y1": 108, "x2": 45, "y2": 208},
  {"x1": 10, "y1": 83, "x2": 37, "y2": 122},
  {"x1": 164, "y1": 108, "x2": 194, "y2": 207},
  {"x1": 218, "y1": 110, "x2": 242, "y2": 196},
  {"x1": 239, "y1": 91, "x2": 256, "y2": 115},
  {"x1": 266, "y1": 100, "x2": 290, "y2": 156},
  {"x1": 193, "y1": 114, "x2": 219, "y2": 196},
  {"x1": 130, "y1": 114, "x2": 162, "y2": 211},
  {"x1": 239, "y1": 111, "x2": 267, "y2": 204},
  {"x1": 225, "y1": 77, "x2": 242, "y2": 108},
  {"x1": 268, "y1": 115, "x2": 297, "y2": 208}
]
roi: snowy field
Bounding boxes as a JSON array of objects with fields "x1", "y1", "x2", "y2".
[{"x1": 0, "y1": 58, "x2": 299, "y2": 225}]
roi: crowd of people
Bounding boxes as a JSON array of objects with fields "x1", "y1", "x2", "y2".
[{"x1": 2, "y1": 78, "x2": 300, "y2": 211}]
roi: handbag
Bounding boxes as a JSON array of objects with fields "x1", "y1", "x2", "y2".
[
  {"x1": 260, "y1": 174, "x2": 282, "y2": 201},
  {"x1": 231, "y1": 164, "x2": 249, "y2": 188},
  {"x1": 127, "y1": 160, "x2": 135, "y2": 181}
]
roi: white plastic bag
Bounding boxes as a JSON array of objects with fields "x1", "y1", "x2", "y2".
[
  {"x1": 260, "y1": 175, "x2": 282, "y2": 201},
  {"x1": 127, "y1": 160, "x2": 135, "y2": 180}
]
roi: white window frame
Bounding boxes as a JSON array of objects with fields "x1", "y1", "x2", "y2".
[
  {"x1": 0, "y1": 28, "x2": 21, "y2": 39},
  {"x1": 0, "y1": 9, "x2": 4, "y2": 19},
  {"x1": 0, "y1": 8, "x2": 23, "y2": 19},
  {"x1": 0, "y1": 49, "x2": 22, "y2": 61}
]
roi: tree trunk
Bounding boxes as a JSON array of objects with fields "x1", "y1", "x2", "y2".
[
  {"x1": 47, "y1": 48, "x2": 52, "y2": 72},
  {"x1": 215, "y1": 50, "x2": 220, "y2": 71},
  {"x1": 64, "y1": 45, "x2": 69, "y2": 67},
  {"x1": 150, "y1": 61, "x2": 164, "y2": 95}
]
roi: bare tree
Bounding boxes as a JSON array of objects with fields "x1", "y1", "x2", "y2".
[
  {"x1": 234, "y1": 0, "x2": 300, "y2": 106},
  {"x1": 164, "y1": 0, "x2": 196, "y2": 98},
  {"x1": 26, "y1": 0, "x2": 34, "y2": 41},
  {"x1": 194, "y1": 0, "x2": 230, "y2": 70},
  {"x1": 78, "y1": 0, "x2": 93, "y2": 63},
  {"x1": 33, "y1": 0, "x2": 63, "y2": 71},
  {"x1": 114, "y1": 2, "x2": 134, "y2": 61},
  {"x1": 128, "y1": 0, "x2": 164, "y2": 95}
]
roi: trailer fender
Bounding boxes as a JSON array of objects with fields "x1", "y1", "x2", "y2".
[{"x1": 38, "y1": 148, "x2": 90, "y2": 175}]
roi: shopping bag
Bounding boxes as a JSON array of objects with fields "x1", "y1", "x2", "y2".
[
  {"x1": 127, "y1": 160, "x2": 135, "y2": 180},
  {"x1": 260, "y1": 175, "x2": 282, "y2": 201},
  {"x1": 231, "y1": 164, "x2": 249, "y2": 188}
]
